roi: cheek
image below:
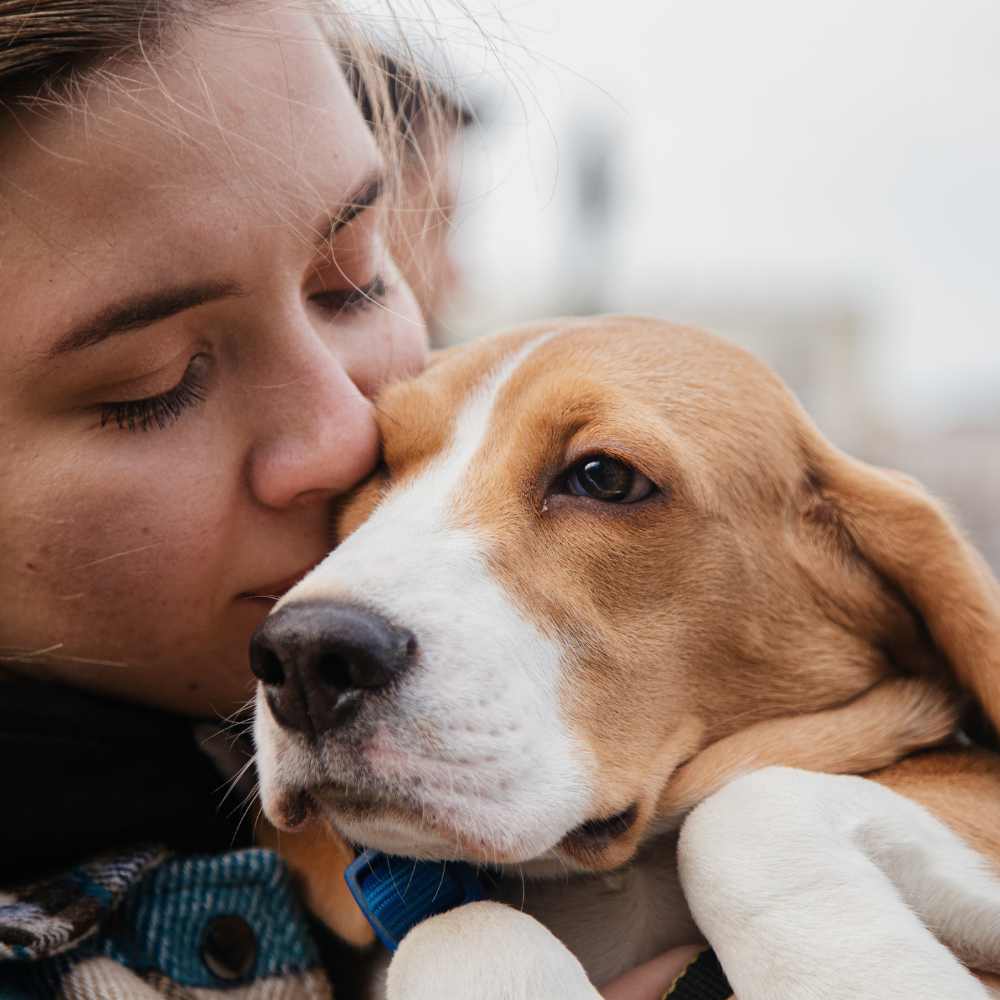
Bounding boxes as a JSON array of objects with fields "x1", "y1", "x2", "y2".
[
  {"x1": 2, "y1": 437, "x2": 233, "y2": 634},
  {"x1": 493, "y1": 525, "x2": 696, "y2": 782},
  {"x1": 389, "y1": 281, "x2": 429, "y2": 365},
  {"x1": 348, "y1": 285, "x2": 428, "y2": 396},
  {"x1": 573, "y1": 655, "x2": 690, "y2": 772}
]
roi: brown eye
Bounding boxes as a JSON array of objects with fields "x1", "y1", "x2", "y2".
[{"x1": 564, "y1": 456, "x2": 655, "y2": 503}]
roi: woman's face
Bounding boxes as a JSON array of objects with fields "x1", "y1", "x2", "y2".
[{"x1": 0, "y1": 9, "x2": 427, "y2": 715}]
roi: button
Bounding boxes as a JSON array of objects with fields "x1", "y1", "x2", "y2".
[{"x1": 200, "y1": 914, "x2": 257, "y2": 981}]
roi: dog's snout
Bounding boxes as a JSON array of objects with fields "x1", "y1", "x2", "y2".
[{"x1": 250, "y1": 601, "x2": 416, "y2": 735}]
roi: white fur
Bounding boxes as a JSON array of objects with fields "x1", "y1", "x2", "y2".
[
  {"x1": 378, "y1": 767, "x2": 1000, "y2": 999},
  {"x1": 386, "y1": 902, "x2": 602, "y2": 1000},
  {"x1": 678, "y1": 766, "x2": 1000, "y2": 1000},
  {"x1": 258, "y1": 332, "x2": 597, "y2": 862}
]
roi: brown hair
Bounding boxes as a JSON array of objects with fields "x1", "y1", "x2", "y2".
[
  {"x1": 346, "y1": 46, "x2": 473, "y2": 152},
  {"x1": 0, "y1": 0, "x2": 224, "y2": 100}
]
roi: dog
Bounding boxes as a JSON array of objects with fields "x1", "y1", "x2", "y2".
[{"x1": 251, "y1": 316, "x2": 1000, "y2": 998}]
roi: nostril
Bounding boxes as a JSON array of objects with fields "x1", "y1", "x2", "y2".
[
  {"x1": 250, "y1": 640, "x2": 285, "y2": 686},
  {"x1": 314, "y1": 653, "x2": 352, "y2": 691},
  {"x1": 314, "y1": 647, "x2": 397, "y2": 692},
  {"x1": 250, "y1": 603, "x2": 416, "y2": 736}
]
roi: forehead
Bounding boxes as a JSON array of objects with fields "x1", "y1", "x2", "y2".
[
  {"x1": 0, "y1": 8, "x2": 376, "y2": 350},
  {"x1": 379, "y1": 316, "x2": 797, "y2": 442},
  {"x1": 379, "y1": 319, "x2": 806, "y2": 486}
]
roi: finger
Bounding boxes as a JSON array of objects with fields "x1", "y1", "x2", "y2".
[{"x1": 600, "y1": 944, "x2": 707, "y2": 1000}]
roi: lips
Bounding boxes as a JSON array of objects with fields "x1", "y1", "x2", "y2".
[{"x1": 561, "y1": 803, "x2": 638, "y2": 849}]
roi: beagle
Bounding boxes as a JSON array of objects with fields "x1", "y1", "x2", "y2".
[{"x1": 252, "y1": 316, "x2": 1000, "y2": 999}]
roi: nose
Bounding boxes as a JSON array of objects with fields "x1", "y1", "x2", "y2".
[
  {"x1": 250, "y1": 602, "x2": 417, "y2": 736},
  {"x1": 247, "y1": 351, "x2": 380, "y2": 510}
]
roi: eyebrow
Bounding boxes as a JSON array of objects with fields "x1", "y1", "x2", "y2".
[
  {"x1": 48, "y1": 281, "x2": 246, "y2": 357},
  {"x1": 47, "y1": 172, "x2": 385, "y2": 358}
]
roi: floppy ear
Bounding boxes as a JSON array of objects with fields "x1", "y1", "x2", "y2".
[
  {"x1": 257, "y1": 819, "x2": 375, "y2": 948},
  {"x1": 810, "y1": 438, "x2": 1000, "y2": 741}
]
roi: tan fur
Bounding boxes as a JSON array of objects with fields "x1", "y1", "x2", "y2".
[
  {"x1": 871, "y1": 750, "x2": 1000, "y2": 865},
  {"x1": 808, "y1": 444, "x2": 1000, "y2": 737},
  {"x1": 658, "y1": 677, "x2": 960, "y2": 819},
  {"x1": 258, "y1": 820, "x2": 374, "y2": 948},
  {"x1": 871, "y1": 751, "x2": 1000, "y2": 990},
  {"x1": 280, "y1": 316, "x2": 1000, "y2": 975},
  {"x1": 365, "y1": 318, "x2": 993, "y2": 871}
]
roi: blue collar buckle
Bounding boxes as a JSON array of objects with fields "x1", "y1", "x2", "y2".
[{"x1": 344, "y1": 849, "x2": 491, "y2": 952}]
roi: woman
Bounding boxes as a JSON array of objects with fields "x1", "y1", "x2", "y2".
[{"x1": 0, "y1": 2, "x2": 712, "y2": 996}]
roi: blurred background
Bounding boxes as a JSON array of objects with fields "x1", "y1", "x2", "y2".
[{"x1": 371, "y1": 0, "x2": 999, "y2": 569}]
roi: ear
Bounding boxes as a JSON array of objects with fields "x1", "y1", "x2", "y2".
[
  {"x1": 809, "y1": 437, "x2": 1000, "y2": 740},
  {"x1": 256, "y1": 819, "x2": 375, "y2": 948}
]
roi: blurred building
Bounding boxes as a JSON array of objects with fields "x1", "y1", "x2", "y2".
[{"x1": 438, "y1": 126, "x2": 999, "y2": 572}]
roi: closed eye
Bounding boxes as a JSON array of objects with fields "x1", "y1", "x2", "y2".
[
  {"x1": 311, "y1": 274, "x2": 389, "y2": 318},
  {"x1": 99, "y1": 353, "x2": 211, "y2": 433}
]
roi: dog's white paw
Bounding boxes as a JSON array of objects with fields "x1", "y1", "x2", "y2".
[
  {"x1": 679, "y1": 766, "x2": 995, "y2": 1000},
  {"x1": 386, "y1": 901, "x2": 602, "y2": 1000}
]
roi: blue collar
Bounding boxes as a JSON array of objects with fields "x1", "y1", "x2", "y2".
[
  {"x1": 344, "y1": 849, "x2": 492, "y2": 951},
  {"x1": 345, "y1": 850, "x2": 736, "y2": 1000}
]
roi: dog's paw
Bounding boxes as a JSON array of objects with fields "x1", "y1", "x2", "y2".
[
  {"x1": 679, "y1": 767, "x2": 995, "y2": 1000},
  {"x1": 386, "y1": 901, "x2": 601, "y2": 1000}
]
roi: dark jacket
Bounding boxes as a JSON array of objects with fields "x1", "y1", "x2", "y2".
[{"x1": 0, "y1": 676, "x2": 353, "y2": 999}]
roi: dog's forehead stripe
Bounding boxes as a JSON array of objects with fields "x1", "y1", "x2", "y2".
[
  {"x1": 315, "y1": 329, "x2": 564, "y2": 571},
  {"x1": 446, "y1": 329, "x2": 561, "y2": 475},
  {"x1": 372, "y1": 329, "x2": 561, "y2": 526}
]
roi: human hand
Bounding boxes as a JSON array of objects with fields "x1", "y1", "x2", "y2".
[{"x1": 600, "y1": 945, "x2": 733, "y2": 1000}]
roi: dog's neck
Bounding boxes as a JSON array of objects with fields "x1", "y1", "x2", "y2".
[
  {"x1": 359, "y1": 831, "x2": 694, "y2": 994},
  {"x1": 488, "y1": 831, "x2": 696, "y2": 987}
]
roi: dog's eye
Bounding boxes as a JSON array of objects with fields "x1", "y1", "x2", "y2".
[{"x1": 564, "y1": 455, "x2": 655, "y2": 503}]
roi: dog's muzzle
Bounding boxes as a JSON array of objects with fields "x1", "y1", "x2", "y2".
[{"x1": 250, "y1": 601, "x2": 417, "y2": 738}]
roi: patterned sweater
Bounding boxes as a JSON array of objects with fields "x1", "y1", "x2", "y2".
[
  {"x1": 0, "y1": 845, "x2": 335, "y2": 999},
  {"x1": 0, "y1": 676, "x2": 348, "y2": 999}
]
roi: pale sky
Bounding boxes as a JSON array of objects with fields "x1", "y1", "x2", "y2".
[{"x1": 415, "y1": 0, "x2": 1000, "y2": 430}]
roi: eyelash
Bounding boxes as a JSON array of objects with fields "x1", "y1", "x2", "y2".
[
  {"x1": 311, "y1": 273, "x2": 389, "y2": 317},
  {"x1": 100, "y1": 355, "x2": 209, "y2": 433},
  {"x1": 99, "y1": 273, "x2": 389, "y2": 434}
]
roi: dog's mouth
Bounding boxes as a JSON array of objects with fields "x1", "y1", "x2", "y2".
[
  {"x1": 563, "y1": 802, "x2": 638, "y2": 846},
  {"x1": 555, "y1": 802, "x2": 641, "y2": 868},
  {"x1": 268, "y1": 781, "x2": 387, "y2": 834},
  {"x1": 278, "y1": 780, "x2": 643, "y2": 868},
  {"x1": 285, "y1": 781, "x2": 499, "y2": 859}
]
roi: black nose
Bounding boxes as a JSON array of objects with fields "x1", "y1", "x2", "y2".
[{"x1": 250, "y1": 601, "x2": 416, "y2": 736}]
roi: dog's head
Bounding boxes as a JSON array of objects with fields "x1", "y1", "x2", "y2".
[{"x1": 253, "y1": 317, "x2": 1000, "y2": 872}]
